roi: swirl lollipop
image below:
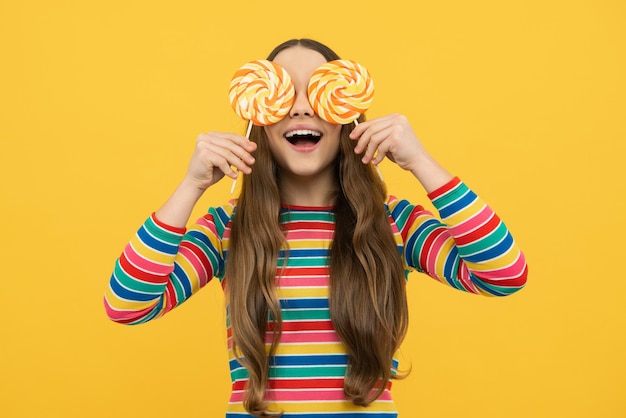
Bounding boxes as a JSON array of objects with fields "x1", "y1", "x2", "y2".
[
  {"x1": 307, "y1": 59, "x2": 374, "y2": 125},
  {"x1": 228, "y1": 60, "x2": 295, "y2": 193},
  {"x1": 308, "y1": 59, "x2": 382, "y2": 180},
  {"x1": 229, "y1": 59, "x2": 295, "y2": 126}
]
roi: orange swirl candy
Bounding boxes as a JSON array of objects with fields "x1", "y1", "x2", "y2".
[
  {"x1": 229, "y1": 60, "x2": 295, "y2": 126},
  {"x1": 308, "y1": 60, "x2": 374, "y2": 124}
]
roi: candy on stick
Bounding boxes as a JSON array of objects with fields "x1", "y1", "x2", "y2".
[
  {"x1": 308, "y1": 59, "x2": 382, "y2": 179},
  {"x1": 228, "y1": 60, "x2": 295, "y2": 192},
  {"x1": 229, "y1": 59, "x2": 295, "y2": 125},
  {"x1": 307, "y1": 59, "x2": 374, "y2": 125}
]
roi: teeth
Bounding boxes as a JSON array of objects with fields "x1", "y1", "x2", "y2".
[{"x1": 285, "y1": 129, "x2": 321, "y2": 138}]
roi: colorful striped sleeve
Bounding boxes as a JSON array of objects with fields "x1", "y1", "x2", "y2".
[
  {"x1": 104, "y1": 204, "x2": 234, "y2": 324},
  {"x1": 388, "y1": 177, "x2": 528, "y2": 296}
]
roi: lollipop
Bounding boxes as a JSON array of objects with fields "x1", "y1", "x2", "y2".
[
  {"x1": 229, "y1": 59, "x2": 295, "y2": 126},
  {"x1": 228, "y1": 60, "x2": 295, "y2": 193},
  {"x1": 307, "y1": 60, "x2": 374, "y2": 125},
  {"x1": 308, "y1": 59, "x2": 382, "y2": 180}
]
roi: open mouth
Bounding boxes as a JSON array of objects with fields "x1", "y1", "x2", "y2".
[{"x1": 284, "y1": 129, "x2": 322, "y2": 146}]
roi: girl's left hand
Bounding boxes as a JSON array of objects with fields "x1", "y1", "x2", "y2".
[{"x1": 349, "y1": 113, "x2": 425, "y2": 172}]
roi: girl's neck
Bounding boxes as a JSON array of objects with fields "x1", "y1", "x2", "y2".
[{"x1": 279, "y1": 170, "x2": 338, "y2": 207}]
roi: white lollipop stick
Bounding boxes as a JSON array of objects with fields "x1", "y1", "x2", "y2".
[
  {"x1": 230, "y1": 120, "x2": 254, "y2": 194},
  {"x1": 228, "y1": 60, "x2": 295, "y2": 195}
]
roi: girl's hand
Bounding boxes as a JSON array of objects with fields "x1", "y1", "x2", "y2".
[
  {"x1": 185, "y1": 132, "x2": 257, "y2": 191},
  {"x1": 350, "y1": 113, "x2": 453, "y2": 192},
  {"x1": 349, "y1": 113, "x2": 425, "y2": 172}
]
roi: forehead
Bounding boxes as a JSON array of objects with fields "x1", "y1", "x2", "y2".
[{"x1": 272, "y1": 46, "x2": 327, "y2": 84}]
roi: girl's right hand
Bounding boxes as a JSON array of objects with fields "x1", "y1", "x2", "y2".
[{"x1": 185, "y1": 132, "x2": 257, "y2": 191}]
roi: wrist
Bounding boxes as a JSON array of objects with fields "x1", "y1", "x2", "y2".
[
  {"x1": 409, "y1": 153, "x2": 453, "y2": 194},
  {"x1": 180, "y1": 175, "x2": 209, "y2": 200},
  {"x1": 154, "y1": 178, "x2": 205, "y2": 228}
]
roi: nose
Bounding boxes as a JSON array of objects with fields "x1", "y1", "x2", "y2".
[{"x1": 289, "y1": 88, "x2": 314, "y2": 118}]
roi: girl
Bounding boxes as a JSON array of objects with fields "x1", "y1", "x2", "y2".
[{"x1": 104, "y1": 38, "x2": 528, "y2": 417}]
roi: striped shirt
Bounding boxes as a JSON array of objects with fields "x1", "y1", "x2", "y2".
[{"x1": 104, "y1": 177, "x2": 528, "y2": 416}]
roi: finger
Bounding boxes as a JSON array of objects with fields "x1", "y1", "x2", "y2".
[
  {"x1": 195, "y1": 139, "x2": 251, "y2": 177},
  {"x1": 361, "y1": 125, "x2": 395, "y2": 164},
  {"x1": 222, "y1": 139, "x2": 257, "y2": 166},
  {"x1": 219, "y1": 132, "x2": 258, "y2": 153},
  {"x1": 199, "y1": 132, "x2": 257, "y2": 155},
  {"x1": 349, "y1": 119, "x2": 370, "y2": 140},
  {"x1": 206, "y1": 154, "x2": 238, "y2": 179},
  {"x1": 200, "y1": 153, "x2": 237, "y2": 181},
  {"x1": 371, "y1": 140, "x2": 392, "y2": 165},
  {"x1": 354, "y1": 118, "x2": 395, "y2": 155},
  {"x1": 200, "y1": 135, "x2": 257, "y2": 167},
  {"x1": 208, "y1": 146, "x2": 254, "y2": 175},
  {"x1": 371, "y1": 151, "x2": 387, "y2": 166},
  {"x1": 349, "y1": 113, "x2": 397, "y2": 140}
]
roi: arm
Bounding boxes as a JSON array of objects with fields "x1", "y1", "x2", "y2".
[
  {"x1": 388, "y1": 178, "x2": 527, "y2": 296},
  {"x1": 352, "y1": 114, "x2": 528, "y2": 295},
  {"x1": 104, "y1": 132, "x2": 256, "y2": 324},
  {"x1": 103, "y1": 205, "x2": 234, "y2": 324},
  {"x1": 156, "y1": 132, "x2": 256, "y2": 227}
]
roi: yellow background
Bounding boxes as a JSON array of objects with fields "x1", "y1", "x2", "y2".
[{"x1": 1, "y1": 0, "x2": 625, "y2": 417}]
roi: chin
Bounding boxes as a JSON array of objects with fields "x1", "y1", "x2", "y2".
[{"x1": 281, "y1": 161, "x2": 335, "y2": 178}]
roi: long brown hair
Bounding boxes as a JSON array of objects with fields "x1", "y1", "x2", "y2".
[{"x1": 225, "y1": 39, "x2": 409, "y2": 417}]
